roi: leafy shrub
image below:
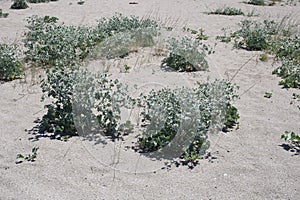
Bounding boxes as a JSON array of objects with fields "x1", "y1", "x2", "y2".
[
  {"x1": 247, "y1": 0, "x2": 266, "y2": 6},
  {"x1": 91, "y1": 14, "x2": 158, "y2": 59},
  {"x1": 11, "y1": 0, "x2": 29, "y2": 9},
  {"x1": 162, "y1": 37, "x2": 212, "y2": 72},
  {"x1": 234, "y1": 19, "x2": 278, "y2": 51},
  {"x1": 96, "y1": 13, "x2": 159, "y2": 37},
  {"x1": 23, "y1": 16, "x2": 103, "y2": 67},
  {"x1": 0, "y1": 9, "x2": 9, "y2": 18},
  {"x1": 27, "y1": 0, "x2": 58, "y2": 3},
  {"x1": 138, "y1": 80, "x2": 239, "y2": 162},
  {"x1": 91, "y1": 28, "x2": 155, "y2": 59},
  {"x1": 40, "y1": 66, "x2": 134, "y2": 137},
  {"x1": 208, "y1": 7, "x2": 244, "y2": 16},
  {"x1": 40, "y1": 66, "x2": 78, "y2": 136},
  {"x1": 0, "y1": 43, "x2": 24, "y2": 81},
  {"x1": 269, "y1": 35, "x2": 299, "y2": 89},
  {"x1": 270, "y1": 36, "x2": 300, "y2": 62},
  {"x1": 272, "y1": 59, "x2": 299, "y2": 88}
]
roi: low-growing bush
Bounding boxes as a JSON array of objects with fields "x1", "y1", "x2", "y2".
[
  {"x1": 24, "y1": 16, "x2": 103, "y2": 67},
  {"x1": 96, "y1": 13, "x2": 159, "y2": 37},
  {"x1": 91, "y1": 28, "x2": 156, "y2": 59},
  {"x1": 271, "y1": 36, "x2": 299, "y2": 88},
  {"x1": 40, "y1": 65, "x2": 134, "y2": 137},
  {"x1": 11, "y1": 0, "x2": 29, "y2": 9},
  {"x1": 0, "y1": 43, "x2": 24, "y2": 81},
  {"x1": 27, "y1": 0, "x2": 58, "y2": 3},
  {"x1": 234, "y1": 19, "x2": 278, "y2": 51},
  {"x1": 208, "y1": 7, "x2": 244, "y2": 16},
  {"x1": 247, "y1": 0, "x2": 266, "y2": 6},
  {"x1": 162, "y1": 36, "x2": 213, "y2": 72},
  {"x1": 138, "y1": 80, "x2": 239, "y2": 162},
  {"x1": 272, "y1": 59, "x2": 299, "y2": 88}
]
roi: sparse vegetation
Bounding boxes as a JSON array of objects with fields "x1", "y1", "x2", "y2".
[
  {"x1": 138, "y1": 80, "x2": 239, "y2": 163},
  {"x1": 264, "y1": 92, "x2": 272, "y2": 98},
  {"x1": 11, "y1": 0, "x2": 29, "y2": 9},
  {"x1": 162, "y1": 36, "x2": 212, "y2": 72},
  {"x1": 234, "y1": 19, "x2": 278, "y2": 51},
  {"x1": 0, "y1": 9, "x2": 9, "y2": 18},
  {"x1": 208, "y1": 7, "x2": 244, "y2": 16},
  {"x1": 0, "y1": 43, "x2": 24, "y2": 81},
  {"x1": 16, "y1": 147, "x2": 39, "y2": 163}
]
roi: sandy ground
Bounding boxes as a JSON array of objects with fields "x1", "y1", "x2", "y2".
[{"x1": 0, "y1": 0, "x2": 299, "y2": 199}]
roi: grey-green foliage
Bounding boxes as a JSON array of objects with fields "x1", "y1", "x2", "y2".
[
  {"x1": 234, "y1": 19, "x2": 278, "y2": 50},
  {"x1": 208, "y1": 7, "x2": 244, "y2": 16},
  {"x1": 91, "y1": 14, "x2": 159, "y2": 59},
  {"x1": 0, "y1": 9, "x2": 9, "y2": 18},
  {"x1": 23, "y1": 16, "x2": 103, "y2": 67},
  {"x1": 96, "y1": 13, "x2": 159, "y2": 37},
  {"x1": 27, "y1": 0, "x2": 58, "y2": 3},
  {"x1": 11, "y1": 0, "x2": 29, "y2": 9},
  {"x1": 73, "y1": 72, "x2": 135, "y2": 136},
  {"x1": 40, "y1": 65, "x2": 79, "y2": 136},
  {"x1": 138, "y1": 80, "x2": 238, "y2": 162},
  {"x1": 0, "y1": 43, "x2": 24, "y2": 81},
  {"x1": 271, "y1": 36, "x2": 299, "y2": 88},
  {"x1": 40, "y1": 65, "x2": 134, "y2": 137},
  {"x1": 162, "y1": 36, "x2": 212, "y2": 72}
]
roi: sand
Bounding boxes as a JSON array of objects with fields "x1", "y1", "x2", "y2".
[{"x1": 0, "y1": 0, "x2": 299, "y2": 199}]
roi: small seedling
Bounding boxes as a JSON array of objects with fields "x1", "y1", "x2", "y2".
[
  {"x1": 196, "y1": 29, "x2": 209, "y2": 40},
  {"x1": 16, "y1": 147, "x2": 39, "y2": 164},
  {"x1": 259, "y1": 53, "x2": 268, "y2": 61},
  {"x1": 124, "y1": 64, "x2": 131, "y2": 72},
  {"x1": 190, "y1": 29, "x2": 198, "y2": 34},
  {"x1": 264, "y1": 92, "x2": 272, "y2": 98}
]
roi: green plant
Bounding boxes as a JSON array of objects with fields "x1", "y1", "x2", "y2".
[
  {"x1": 208, "y1": 7, "x2": 244, "y2": 16},
  {"x1": 264, "y1": 92, "x2": 272, "y2": 98},
  {"x1": 77, "y1": 0, "x2": 84, "y2": 5},
  {"x1": 234, "y1": 19, "x2": 278, "y2": 51},
  {"x1": 23, "y1": 15, "x2": 102, "y2": 67},
  {"x1": 40, "y1": 66, "x2": 78, "y2": 136},
  {"x1": 272, "y1": 59, "x2": 299, "y2": 88},
  {"x1": 162, "y1": 36, "x2": 213, "y2": 72},
  {"x1": 196, "y1": 29, "x2": 209, "y2": 40},
  {"x1": 138, "y1": 80, "x2": 239, "y2": 162},
  {"x1": 40, "y1": 65, "x2": 135, "y2": 137},
  {"x1": 269, "y1": 36, "x2": 299, "y2": 89},
  {"x1": 259, "y1": 53, "x2": 268, "y2": 61},
  {"x1": 11, "y1": 0, "x2": 29, "y2": 9},
  {"x1": 281, "y1": 131, "x2": 300, "y2": 142},
  {"x1": 222, "y1": 104, "x2": 239, "y2": 132},
  {"x1": 0, "y1": 9, "x2": 9, "y2": 18},
  {"x1": 96, "y1": 13, "x2": 159, "y2": 37},
  {"x1": 247, "y1": 0, "x2": 266, "y2": 6},
  {"x1": 0, "y1": 43, "x2": 24, "y2": 81},
  {"x1": 16, "y1": 147, "x2": 39, "y2": 163},
  {"x1": 281, "y1": 131, "x2": 299, "y2": 153}
]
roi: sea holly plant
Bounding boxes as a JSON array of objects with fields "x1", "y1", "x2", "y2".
[
  {"x1": 234, "y1": 19, "x2": 278, "y2": 51},
  {"x1": 23, "y1": 15, "x2": 103, "y2": 68},
  {"x1": 137, "y1": 80, "x2": 239, "y2": 164},
  {"x1": 40, "y1": 65, "x2": 135, "y2": 138},
  {"x1": 162, "y1": 36, "x2": 213, "y2": 72},
  {"x1": 0, "y1": 43, "x2": 24, "y2": 81}
]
